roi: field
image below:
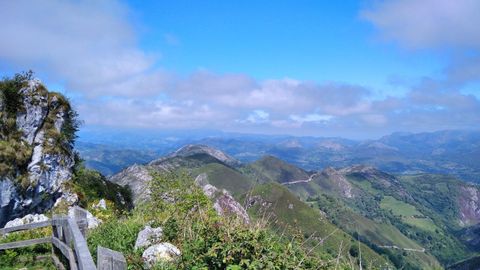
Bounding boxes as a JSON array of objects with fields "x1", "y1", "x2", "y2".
[{"x1": 381, "y1": 196, "x2": 438, "y2": 232}]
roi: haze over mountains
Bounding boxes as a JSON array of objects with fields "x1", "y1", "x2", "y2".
[{"x1": 77, "y1": 129, "x2": 480, "y2": 183}]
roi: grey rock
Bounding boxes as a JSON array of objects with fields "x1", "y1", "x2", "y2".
[
  {"x1": 142, "y1": 242, "x2": 181, "y2": 268},
  {"x1": 194, "y1": 173, "x2": 209, "y2": 187},
  {"x1": 16, "y1": 79, "x2": 48, "y2": 144},
  {"x1": 0, "y1": 79, "x2": 75, "y2": 227},
  {"x1": 135, "y1": 225, "x2": 163, "y2": 250},
  {"x1": 0, "y1": 178, "x2": 20, "y2": 226},
  {"x1": 54, "y1": 191, "x2": 79, "y2": 208},
  {"x1": 109, "y1": 164, "x2": 152, "y2": 204},
  {"x1": 212, "y1": 190, "x2": 250, "y2": 224},
  {"x1": 94, "y1": 199, "x2": 107, "y2": 210},
  {"x1": 202, "y1": 184, "x2": 218, "y2": 198},
  {"x1": 4, "y1": 213, "x2": 49, "y2": 229},
  {"x1": 68, "y1": 207, "x2": 102, "y2": 229},
  {"x1": 196, "y1": 177, "x2": 249, "y2": 224}
]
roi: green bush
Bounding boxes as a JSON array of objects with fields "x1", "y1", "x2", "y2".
[
  {"x1": 70, "y1": 164, "x2": 133, "y2": 210},
  {"x1": 0, "y1": 227, "x2": 55, "y2": 269},
  {"x1": 86, "y1": 171, "x2": 342, "y2": 270}
]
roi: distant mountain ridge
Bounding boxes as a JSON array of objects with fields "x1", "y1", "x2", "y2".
[{"x1": 78, "y1": 129, "x2": 480, "y2": 183}]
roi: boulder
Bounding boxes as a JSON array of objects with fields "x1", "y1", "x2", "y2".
[
  {"x1": 93, "y1": 199, "x2": 107, "y2": 210},
  {"x1": 4, "y1": 213, "x2": 49, "y2": 228},
  {"x1": 53, "y1": 192, "x2": 79, "y2": 208},
  {"x1": 135, "y1": 225, "x2": 163, "y2": 249},
  {"x1": 142, "y1": 242, "x2": 181, "y2": 268},
  {"x1": 196, "y1": 175, "x2": 249, "y2": 224},
  {"x1": 213, "y1": 191, "x2": 250, "y2": 224},
  {"x1": 68, "y1": 207, "x2": 102, "y2": 229}
]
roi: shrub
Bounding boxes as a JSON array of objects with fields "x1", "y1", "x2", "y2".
[{"x1": 87, "y1": 171, "x2": 337, "y2": 270}]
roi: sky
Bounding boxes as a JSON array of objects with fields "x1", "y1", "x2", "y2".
[{"x1": 0, "y1": 0, "x2": 479, "y2": 139}]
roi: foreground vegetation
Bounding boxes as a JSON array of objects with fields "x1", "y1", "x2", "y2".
[{"x1": 87, "y1": 171, "x2": 362, "y2": 269}]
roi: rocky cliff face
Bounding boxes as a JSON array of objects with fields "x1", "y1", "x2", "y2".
[
  {"x1": 459, "y1": 185, "x2": 480, "y2": 226},
  {"x1": 0, "y1": 77, "x2": 76, "y2": 226}
]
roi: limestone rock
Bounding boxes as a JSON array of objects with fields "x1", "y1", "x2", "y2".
[
  {"x1": 135, "y1": 225, "x2": 163, "y2": 249},
  {"x1": 196, "y1": 175, "x2": 249, "y2": 224},
  {"x1": 0, "y1": 178, "x2": 19, "y2": 226},
  {"x1": 142, "y1": 242, "x2": 181, "y2": 268},
  {"x1": 109, "y1": 164, "x2": 152, "y2": 204},
  {"x1": 68, "y1": 207, "x2": 102, "y2": 229},
  {"x1": 93, "y1": 199, "x2": 107, "y2": 210},
  {"x1": 212, "y1": 191, "x2": 250, "y2": 224},
  {"x1": 15, "y1": 79, "x2": 48, "y2": 145},
  {"x1": 54, "y1": 192, "x2": 79, "y2": 208},
  {"x1": 202, "y1": 184, "x2": 218, "y2": 198},
  {"x1": 4, "y1": 213, "x2": 49, "y2": 228},
  {"x1": 0, "y1": 79, "x2": 76, "y2": 227}
]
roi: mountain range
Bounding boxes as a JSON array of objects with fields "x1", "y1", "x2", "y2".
[{"x1": 78, "y1": 129, "x2": 480, "y2": 183}]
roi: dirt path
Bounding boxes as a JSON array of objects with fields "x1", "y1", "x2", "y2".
[
  {"x1": 379, "y1": 245, "x2": 425, "y2": 253},
  {"x1": 282, "y1": 172, "x2": 319, "y2": 185}
]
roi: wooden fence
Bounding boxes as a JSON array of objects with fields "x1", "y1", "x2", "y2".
[{"x1": 0, "y1": 206, "x2": 126, "y2": 270}]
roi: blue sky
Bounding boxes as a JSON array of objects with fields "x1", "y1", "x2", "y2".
[
  {"x1": 0, "y1": 0, "x2": 479, "y2": 139},
  {"x1": 132, "y1": 0, "x2": 443, "y2": 96}
]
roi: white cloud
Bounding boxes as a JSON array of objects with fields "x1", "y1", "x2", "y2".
[
  {"x1": 1, "y1": 0, "x2": 479, "y2": 138},
  {"x1": 0, "y1": 0, "x2": 159, "y2": 96},
  {"x1": 241, "y1": 110, "x2": 270, "y2": 124},
  {"x1": 290, "y1": 114, "x2": 333, "y2": 124},
  {"x1": 362, "y1": 0, "x2": 480, "y2": 49}
]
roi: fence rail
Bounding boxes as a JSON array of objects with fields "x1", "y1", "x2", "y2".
[{"x1": 0, "y1": 206, "x2": 126, "y2": 270}]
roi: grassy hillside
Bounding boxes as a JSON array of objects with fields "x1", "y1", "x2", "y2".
[
  {"x1": 92, "y1": 171, "x2": 386, "y2": 269},
  {"x1": 247, "y1": 156, "x2": 477, "y2": 268},
  {"x1": 246, "y1": 182, "x2": 392, "y2": 269},
  {"x1": 113, "y1": 148, "x2": 398, "y2": 268},
  {"x1": 192, "y1": 163, "x2": 255, "y2": 197},
  {"x1": 244, "y1": 155, "x2": 310, "y2": 184}
]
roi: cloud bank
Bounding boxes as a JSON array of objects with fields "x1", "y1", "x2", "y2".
[
  {"x1": 0, "y1": 0, "x2": 479, "y2": 138},
  {"x1": 362, "y1": 0, "x2": 480, "y2": 49}
]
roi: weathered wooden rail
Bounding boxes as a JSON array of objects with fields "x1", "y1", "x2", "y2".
[{"x1": 0, "y1": 206, "x2": 126, "y2": 270}]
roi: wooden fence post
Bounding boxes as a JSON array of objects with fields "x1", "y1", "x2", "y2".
[
  {"x1": 73, "y1": 206, "x2": 88, "y2": 238},
  {"x1": 97, "y1": 246, "x2": 127, "y2": 270}
]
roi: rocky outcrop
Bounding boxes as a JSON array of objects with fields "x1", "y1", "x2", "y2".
[
  {"x1": 0, "y1": 79, "x2": 76, "y2": 227},
  {"x1": 93, "y1": 199, "x2": 107, "y2": 210},
  {"x1": 135, "y1": 225, "x2": 164, "y2": 250},
  {"x1": 109, "y1": 164, "x2": 152, "y2": 205},
  {"x1": 321, "y1": 167, "x2": 354, "y2": 198},
  {"x1": 196, "y1": 174, "x2": 250, "y2": 223},
  {"x1": 4, "y1": 213, "x2": 49, "y2": 229},
  {"x1": 16, "y1": 79, "x2": 48, "y2": 144},
  {"x1": 459, "y1": 185, "x2": 480, "y2": 226},
  {"x1": 67, "y1": 207, "x2": 102, "y2": 229},
  {"x1": 142, "y1": 242, "x2": 181, "y2": 268}
]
